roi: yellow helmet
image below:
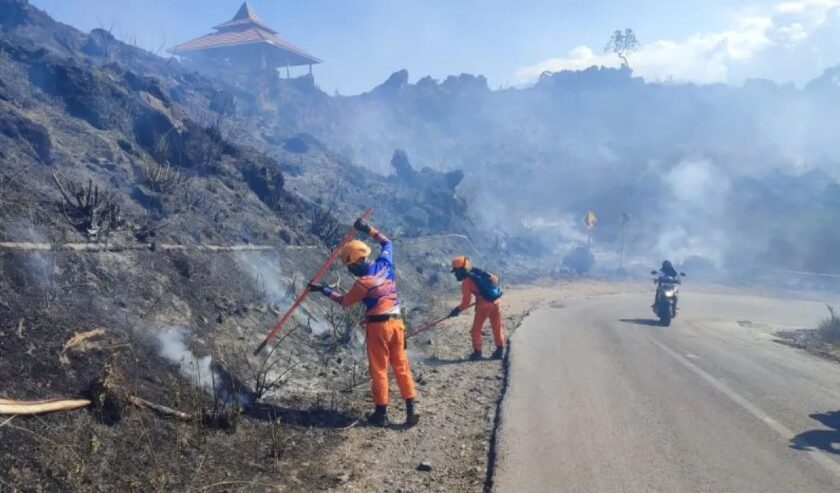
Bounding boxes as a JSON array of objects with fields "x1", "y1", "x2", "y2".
[
  {"x1": 341, "y1": 240, "x2": 371, "y2": 266},
  {"x1": 451, "y1": 256, "x2": 471, "y2": 271}
]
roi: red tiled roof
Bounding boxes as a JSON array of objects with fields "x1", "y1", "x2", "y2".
[
  {"x1": 170, "y1": 27, "x2": 320, "y2": 63},
  {"x1": 169, "y1": 2, "x2": 320, "y2": 65}
]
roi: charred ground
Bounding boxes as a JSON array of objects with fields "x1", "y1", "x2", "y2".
[{"x1": 0, "y1": 1, "x2": 507, "y2": 491}]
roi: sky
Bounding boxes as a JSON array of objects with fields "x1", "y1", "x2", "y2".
[{"x1": 29, "y1": 0, "x2": 840, "y2": 94}]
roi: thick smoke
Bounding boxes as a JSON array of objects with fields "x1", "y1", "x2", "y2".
[
  {"x1": 296, "y1": 67, "x2": 840, "y2": 277},
  {"x1": 655, "y1": 159, "x2": 731, "y2": 265}
]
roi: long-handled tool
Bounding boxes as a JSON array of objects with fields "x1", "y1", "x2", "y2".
[
  {"x1": 253, "y1": 207, "x2": 373, "y2": 355},
  {"x1": 407, "y1": 302, "x2": 476, "y2": 339}
]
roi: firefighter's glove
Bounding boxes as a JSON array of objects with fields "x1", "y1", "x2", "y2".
[
  {"x1": 308, "y1": 283, "x2": 327, "y2": 293},
  {"x1": 448, "y1": 307, "x2": 461, "y2": 318},
  {"x1": 354, "y1": 218, "x2": 372, "y2": 235}
]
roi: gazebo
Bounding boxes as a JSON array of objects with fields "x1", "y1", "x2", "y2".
[{"x1": 169, "y1": 2, "x2": 321, "y2": 77}]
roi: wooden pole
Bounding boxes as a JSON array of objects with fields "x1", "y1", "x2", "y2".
[
  {"x1": 0, "y1": 398, "x2": 91, "y2": 415},
  {"x1": 619, "y1": 224, "x2": 626, "y2": 270}
]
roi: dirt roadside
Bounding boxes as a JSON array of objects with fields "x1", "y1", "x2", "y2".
[{"x1": 316, "y1": 279, "x2": 643, "y2": 493}]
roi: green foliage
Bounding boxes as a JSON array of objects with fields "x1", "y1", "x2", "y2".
[{"x1": 604, "y1": 28, "x2": 639, "y2": 68}]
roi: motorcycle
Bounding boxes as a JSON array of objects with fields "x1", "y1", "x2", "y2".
[{"x1": 650, "y1": 271, "x2": 685, "y2": 326}]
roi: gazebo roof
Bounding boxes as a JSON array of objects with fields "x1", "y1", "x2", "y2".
[
  {"x1": 169, "y1": 2, "x2": 321, "y2": 66},
  {"x1": 213, "y1": 2, "x2": 277, "y2": 34}
]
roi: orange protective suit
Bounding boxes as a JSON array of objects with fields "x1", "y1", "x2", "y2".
[
  {"x1": 459, "y1": 277, "x2": 504, "y2": 351},
  {"x1": 324, "y1": 227, "x2": 416, "y2": 406},
  {"x1": 365, "y1": 318, "x2": 416, "y2": 406}
]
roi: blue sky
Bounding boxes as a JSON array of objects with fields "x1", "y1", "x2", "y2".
[{"x1": 29, "y1": 0, "x2": 840, "y2": 94}]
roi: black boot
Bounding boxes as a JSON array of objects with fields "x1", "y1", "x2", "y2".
[
  {"x1": 468, "y1": 350, "x2": 482, "y2": 361},
  {"x1": 491, "y1": 346, "x2": 505, "y2": 360},
  {"x1": 405, "y1": 398, "x2": 420, "y2": 427},
  {"x1": 367, "y1": 405, "x2": 389, "y2": 427}
]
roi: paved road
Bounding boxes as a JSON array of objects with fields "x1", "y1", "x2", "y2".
[{"x1": 494, "y1": 291, "x2": 840, "y2": 492}]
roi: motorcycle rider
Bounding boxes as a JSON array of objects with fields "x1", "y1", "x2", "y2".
[
  {"x1": 653, "y1": 260, "x2": 681, "y2": 314},
  {"x1": 659, "y1": 260, "x2": 679, "y2": 279}
]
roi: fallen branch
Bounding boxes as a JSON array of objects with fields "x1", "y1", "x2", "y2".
[
  {"x1": 340, "y1": 419, "x2": 360, "y2": 431},
  {"x1": 0, "y1": 398, "x2": 91, "y2": 415},
  {"x1": 127, "y1": 395, "x2": 192, "y2": 421},
  {"x1": 60, "y1": 328, "x2": 108, "y2": 365},
  {"x1": 61, "y1": 328, "x2": 106, "y2": 354}
]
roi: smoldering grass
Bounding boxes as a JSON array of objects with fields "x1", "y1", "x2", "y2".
[{"x1": 157, "y1": 326, "x2": 216, "y2": 393}]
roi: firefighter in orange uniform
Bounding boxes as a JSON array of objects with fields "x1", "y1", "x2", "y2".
[
  {"x1": 448, "y1": 256, "x2": 505, "y2": 361},
  {"x1": 309, "y1": 219, "x2": 418, "y2": 427}
]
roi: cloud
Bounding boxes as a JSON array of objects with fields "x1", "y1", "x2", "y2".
[{"x1": 516, "y1": 0, "x2": 840, "y2": 85}]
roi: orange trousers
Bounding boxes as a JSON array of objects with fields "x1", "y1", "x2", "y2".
[
  {"x1": 471, "y1": 301, "x2": 505, "y2": 351},
  {"x1": 366, "y1": 318, "x2": 416, "y2": 406}
]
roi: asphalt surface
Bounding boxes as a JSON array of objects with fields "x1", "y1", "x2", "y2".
[{"x1": 494, "y1": 291, "x2": 840, "y2": 493}]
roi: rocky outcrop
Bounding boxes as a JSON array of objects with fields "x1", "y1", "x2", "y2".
[
  {"x1": 0, "y1": 107, "x2": 51, "y2": 162},
  {"x1": 388, "y1": 149, "x2": 467, "y2": 231}
]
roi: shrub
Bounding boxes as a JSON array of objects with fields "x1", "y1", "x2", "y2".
[
  {"x1": 138, "y1": 155, "x2": 183, "y2": 194},
  {"x1": 817, "y1": 305, "x2": 840, "y2": 345}
]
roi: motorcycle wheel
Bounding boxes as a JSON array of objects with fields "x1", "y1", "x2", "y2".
[{"x1": 659, "y1": 306, "x2": 672, "y2": 327}]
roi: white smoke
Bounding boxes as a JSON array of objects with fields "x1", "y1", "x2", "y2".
[
  {"x1": 3, "y1": 218, "x2": 53, "y2": 288},
  {"x1": 233, "y1": 251, "x2": 333, "y2": 336},
  {"x1": 156, "y1": 326, "x2": 256, "y2": 406},
  {"x1": 521, "y1": 213, "x2": 588, "y2": 245},
  {"x1": 655, "y1": 159, "x2": 731, "y2": 265},
  {"x1": 156, "y1": 326, "x2": 217, "y2": 391},
  {"x1": 233, "y1": 251, "x2": 287, "y2": 304}
]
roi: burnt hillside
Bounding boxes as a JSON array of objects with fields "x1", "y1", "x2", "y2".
[{"x1": 0, "y1": 1, "x2": 486, "y2": 490}]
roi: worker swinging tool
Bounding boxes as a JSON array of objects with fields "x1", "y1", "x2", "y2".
[
  {"x1": 448, "y1": 256, "x2": 506, "y2": 361},
  {"x1": 309, "y1": 218, "x2": 419, "y2": 428},
  {"x1": 253, "y1": 208, "x2": 373, "y2": 355}
]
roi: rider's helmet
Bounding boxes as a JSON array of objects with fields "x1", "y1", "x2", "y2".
[{"x1": 661, "y1": 260, "x2": 678, "y2": 278}]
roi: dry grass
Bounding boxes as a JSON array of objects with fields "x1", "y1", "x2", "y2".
[
  {"x1": 310, "y1": 205, "x2": 343, "y2": 247},
  {"x1": 138, "y1": 155, "x2": 184, "y2": 194},
  {"x1": 817, "y1": 305, "x2": 840, "y2": 345}
]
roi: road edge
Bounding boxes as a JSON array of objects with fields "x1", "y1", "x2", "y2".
[{"x1": 483, "y1": 335, "x2": 513, "y2": 492}]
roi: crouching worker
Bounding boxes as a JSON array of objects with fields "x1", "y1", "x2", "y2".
[
  {"x1": 309, "y1": 219, "x2": 419, "y2": 428},
  {"x1": 448, "y1": 256, "x2": 505, "y2": 361}
]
